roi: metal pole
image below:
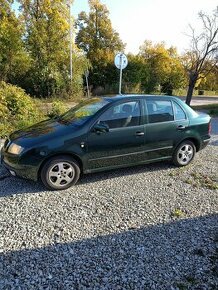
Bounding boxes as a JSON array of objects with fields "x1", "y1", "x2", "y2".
[
  {"x1": 69, "y1": 1, "x2": 73, "y2": 85},
  {"x1": 119, "y1": 54, "x2": 123, "y2": 94},
  {"x1": 85, "y1": 72, "x2": 90, "y2": 98}
]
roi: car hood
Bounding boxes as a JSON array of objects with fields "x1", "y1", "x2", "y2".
[{"x1": 9, "y1": 118, "x2": 80, "y2": 147}]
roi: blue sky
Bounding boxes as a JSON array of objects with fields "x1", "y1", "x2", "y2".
[{"x1": 13, "y1": 0, "x2": 217, "y2": 54}]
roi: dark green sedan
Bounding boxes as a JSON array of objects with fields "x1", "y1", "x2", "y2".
[{"x1": 1, "y1": 95, "x2": 211, "y2": 190}]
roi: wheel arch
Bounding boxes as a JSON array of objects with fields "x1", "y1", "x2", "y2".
[
  {"x1": 37, "y1": 152, "x2": 83, "y2": 181},
  {"x1": 175, "y1": 137, "x2": 201, "y2": 152}
]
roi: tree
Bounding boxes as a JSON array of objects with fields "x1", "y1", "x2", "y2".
[
  {"x1": 184, "y1": 8, "x2": 218, "y2": 105},
  {"x1": 75, "y1": 0, "x2": 124, "y2": 91},
  {"x1": 18, "y1": 0, "x2": 88, "y2": 98},
  {"x1": 121, "y1": 53, "x2": 148, "y2": 93},
  {"x1": 0, "y1": 0, "x2": 30, "y2": 83},
  {"x1": 139, "y1": 41, "x2": 186, "y2": 94},
  {"x1": 198, "y1": 64, "x2": 218, "y2": 91}
]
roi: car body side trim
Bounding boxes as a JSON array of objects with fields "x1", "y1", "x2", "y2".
[
  {"x1": 85, "y1": 156, "x2": 172, "y2": 174},
  {"x1": 88, "y1": 146, "x2": 173, "y2": 162}
]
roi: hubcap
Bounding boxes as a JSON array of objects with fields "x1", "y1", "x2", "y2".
[
  {"x1": 48, "y1": 162, "x2": 75, "y2": 187},
  {"x1": 177, "y1": 144, "x2": 193, "y2": 165}
]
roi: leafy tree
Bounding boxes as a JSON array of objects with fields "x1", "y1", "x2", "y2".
[
  {"x1": 139, "y1": 41, "x2": 186, "y2": 94},
  {"x1": 0, "y1": 0, "x2": 30, "y2": 83},
  {"x1": 18, "y1": 0, "x2": 88, "y2": 98},
  {"x1": 198, "y1": 64, "x2": 218, "y2": 91},
  {"x1": 75, "y1": 0, "x2": 124, "y2": 91},
  {"x1": 183, "y1": 8, "x2": 218, "y2": 105},
  {"x1": 122, "y1": 54, "x2": 148, "y2": 93}
]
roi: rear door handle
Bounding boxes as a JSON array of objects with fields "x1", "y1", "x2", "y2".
[
  {"x1": 177, "y1": 125, "x2": 186, "y2": 130},
  {"x1": 135, "y1": 131, "x2": 145, "y2": 136}
]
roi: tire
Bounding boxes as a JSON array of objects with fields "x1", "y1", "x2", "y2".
[
  {"x1": 40, "y1": 156, "x2": 80, "y2": 190},
  {"x1": 172, "y1": 140, "x2": 196, "y2": 167}
]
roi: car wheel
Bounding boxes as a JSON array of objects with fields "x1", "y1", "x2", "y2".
[
  {"x1": 41, "y1": 156, "x2": 80, "y2": 190},
  {"x1": 173, "y1": 140, "x2": 196, "y2": 167}
]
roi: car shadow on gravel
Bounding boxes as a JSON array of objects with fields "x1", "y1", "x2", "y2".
[
  {"x1": 79, "y1": 161, "x2": 174, "y2": 186},
  {"x1": 0, "y1": 167, "x2": 46, "y2": 197},
  {"x1": 0, "y1": 161, "x2": 174, "y2": 197},
  {"x1": 2, "y1": 214, "x2": 218, "y2": 289}
]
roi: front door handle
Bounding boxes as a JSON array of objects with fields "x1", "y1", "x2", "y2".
[
  {"x1": 135, "y1": 131, "x2": 145, "y2": 136},
  {"x1": 177, "y1": 125, "x2": 186, "y2": 130}
]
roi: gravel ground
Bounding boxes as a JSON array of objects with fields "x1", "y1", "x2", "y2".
[{"x1": 0, "y1": 119, "x2": 218, "y2": 290}]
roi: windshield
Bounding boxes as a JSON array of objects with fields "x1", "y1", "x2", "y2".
[{"x1": 58, "y1": 98, "x2": 109, "y2": 126}]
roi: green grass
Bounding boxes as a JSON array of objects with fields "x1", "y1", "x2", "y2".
[
  {"x1": 191, "y1": 104, "x2": 218, "y2": 110},
  {"x1": 171, "y1": 208, "x2": 185, "y2": 218},
  {"x1": 186, "y1": 172, "x2": 218, "y2": 190},
  {"x1": 191, "y1": 104, "x2": 218, "y2": 116}
]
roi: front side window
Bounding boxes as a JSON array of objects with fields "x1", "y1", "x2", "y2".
[
  {"x1": 146, "y1": 100, "x2": 174, "y2": 123},
  {"x1": 99, "y1": 101, "x2": 141, "y2": 129},
  {"x1": 173, "y1": 101, "x2": 186, "y2": 120}
]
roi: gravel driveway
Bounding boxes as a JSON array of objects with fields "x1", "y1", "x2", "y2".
[{"x1": 0, "y1": 119, "x2": 218, "y2": 290}]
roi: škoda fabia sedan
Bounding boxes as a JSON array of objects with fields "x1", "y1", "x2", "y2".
[{"x1": 1, "y1": 95, "x2": 211, "y2": 190}]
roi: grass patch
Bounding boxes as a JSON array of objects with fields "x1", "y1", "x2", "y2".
[
  {"x1": 191, "y1": 103, "x2": 218, "y2": 110},
  {"x1": 171, "y1": 208, "x2": 185, "y2": 218},
  {"x1": 191, "y1": 104, "x2": 218, "y2": 116},
  {"x1": 168, "y1": 166, "x2": 191, "y2": 177},
  {"x1": 187, "y1": 172, "x2": 218, "y2": 190},
  {"x1": 209, "y1": 108, "x2": 218, "y2": 116}
]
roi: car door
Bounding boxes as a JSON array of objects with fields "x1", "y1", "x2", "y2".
[
  {"x1": 85, "y1": 100, "x2": 146, "y2": 172},
  {"x1": 143, "y1": 98, "x2": 189, "y2": 161}
]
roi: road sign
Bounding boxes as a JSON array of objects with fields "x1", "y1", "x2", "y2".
[
  {"x1": 114, "y1": 53, "x2": 128, "y2": 94},
  {"x1": 114, "y1": 53, "x2": 128, "y2": 70}
]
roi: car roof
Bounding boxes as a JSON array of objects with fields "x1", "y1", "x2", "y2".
[{"x1": 102, "y1": 94, "x2": 180, "y2": 102}]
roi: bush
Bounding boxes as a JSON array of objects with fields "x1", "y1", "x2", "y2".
[
  {"x1": 47, "y1": 100, "x2": 67, "y2": 118},
  {"x1": 198, "y1": 90, "x2": 204, "y2": 95},
  {"x1": 0, "y1": 81, "x2": 44, "y2": 137}
]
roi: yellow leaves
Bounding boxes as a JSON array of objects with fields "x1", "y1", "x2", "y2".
[{"x1": 140, "y1": 40, "x2": 185, "y2": 81}]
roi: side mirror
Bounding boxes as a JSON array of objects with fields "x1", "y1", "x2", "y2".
[{"x1": 93, "y1": 122, "x2": 109, "y2": 134}]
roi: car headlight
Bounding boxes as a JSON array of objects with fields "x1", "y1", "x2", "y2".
[{"x1": 8, "y1": 143, "x2": 24, "y2": 155}]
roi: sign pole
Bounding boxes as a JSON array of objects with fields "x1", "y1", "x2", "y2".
[
  {"x1": 114, "y1": 53, "x2": 128, "y2": 95},
  {"x1": 119, "y1": 54, "x2": 123, "y2": 94}
]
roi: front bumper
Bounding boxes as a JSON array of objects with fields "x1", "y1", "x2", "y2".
[{"x1": 1, "y1": 148, "x2": 39, "y2": 181}]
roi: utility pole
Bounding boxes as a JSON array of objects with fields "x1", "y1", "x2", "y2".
[{"x1": 69, "y1": 0, "x2": 73, "y2": 85}]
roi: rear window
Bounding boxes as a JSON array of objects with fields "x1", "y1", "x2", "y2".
[{"x1": 146, "y1": 100, "x2": 174, "y2": 123}]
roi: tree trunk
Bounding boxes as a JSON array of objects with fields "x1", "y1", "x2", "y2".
[
  {"x1": 186, "y1": 73, "x2": 198, "y2": 106},
  {"x1": 186, "y1": 82, "x2": 195, "y2": 106}
]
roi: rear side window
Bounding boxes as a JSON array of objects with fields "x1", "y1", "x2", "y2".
[
  {"x1": 173, "y1": 101, "x2": 186, "y2": 120},
  {"x1": 146, "y1": 100, "x2": 174, "y2": 123}
]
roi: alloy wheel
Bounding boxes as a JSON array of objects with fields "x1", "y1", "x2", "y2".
[
  {"x1": 177, "y1": 144, "x2": 194, "y2": 165},
  {"x1": 48, "y1": 162, "x2": 75, "y2": 187}
]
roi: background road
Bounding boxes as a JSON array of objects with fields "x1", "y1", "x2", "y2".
[
  {"x1": 179, "y1": 95, "x2": 218, "y2": 106},
  {"x1": 0, "y1": 118, "x2": 218, "y2": 289}
]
